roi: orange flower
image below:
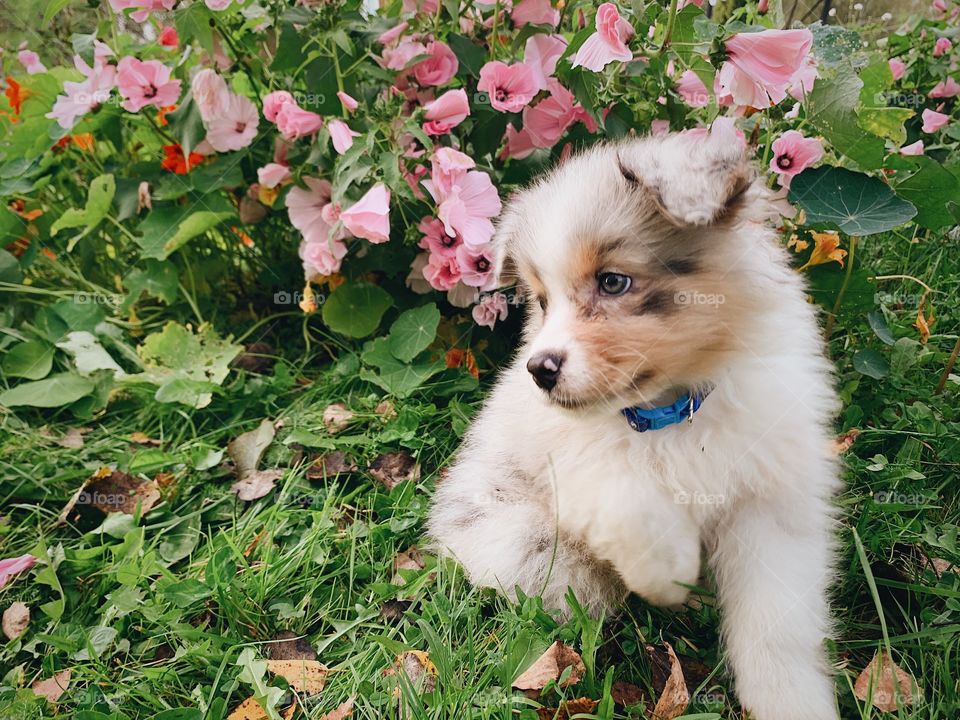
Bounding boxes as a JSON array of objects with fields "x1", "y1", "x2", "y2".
[
  {"x1": 299, "y1": 282, "x2": 318, "y2": 313},
  {"x1": 231, "y1": 226, "x2": 254, "y2": 247},
  {"x1": 8, "y1": 199, "x2": 42, "y2": 221},
  {"x1": 4, "y1": 76, "x2": 28, "y2": 118},
  {"x1": 72, "y1": 133, "x2": 95, "y2": 151},
  {"x1": 445, "y1": 348, "x2": 479, "y2": 379},
  {"x1": 156, "y1": 104, "x2": 177, "y2": 126},
  {"x1": 798, "y1": 231, "x2": 846, "y2": 271},
  {"x1": 161, "y1": 144, "x2": 203, "y2": 174}
]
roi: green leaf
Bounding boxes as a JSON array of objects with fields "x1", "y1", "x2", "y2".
[
  {"x1": 159, "y1": 515, "x2": 202, "y2": 564},
  {"x1": 361, "y1": 337, "x2": 445, "y2": 397},
  {"x1": 806, "y1": 75, "x2": 885, "y2": 169},
  {"x1": 387, "y1": 304, "x2": 440, "y2": 362},
  {"x1": 56, "y1": 331, "x2": 125, "y2": 378},
  {"x1": 121, "y1": 260, "x2": 180, "y2": 313},
  {"x1": 853, "y1": 349, "x2": 889, "y2": 379},
  {"x1": 890, "y1": 337, "x2": 920, "y2": 375},
  {"x1": 162, "y1": 579, "x2": 211, "y2": 608},
  {"x1": 789, "y1": 166, "x2": 917, "y2": 236},
  {"x1": 137, "y1": 207, "x2": 233, "y2": 260},
  {"x1": 889, "y1": 156, "x2": 960, "y2": 231},
  {"x1": 448, "y1": 33, "x2": 486, "y2": 78},
  {"x1": 0, "y1": 373, "x2": 95, "y2": 408},
  {"x1": 164, "y1": 211, "x2": 232, "y2": 258},
  {"x1": 3, "y1": 341, "x2": 54, "y2": 379},
  {"x1": 50, "y1": 174, "x2": 116, "y2": 249},
  {"x1": 856, "y1": 60, "x2": 913, "y2": 144},
  {"x1": 809, "y1": 22, "x2": 865, "y2": 69},
  {"x1": 42, "y1": 0, "x2": 73, "y2": 24},
  {"x1": 322, "y1": 282, "x2": 393, "y2": 338},
  {"x1": 867, "y1": 311, "x2": 895, "y2": 346},
  {"x1": 670, "y1": 5, "x2": 718, "y2": 65}
]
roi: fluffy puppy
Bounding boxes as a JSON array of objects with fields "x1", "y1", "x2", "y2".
[{"x1": 427, "y1": 132, "x2": 841, "y2": 720}]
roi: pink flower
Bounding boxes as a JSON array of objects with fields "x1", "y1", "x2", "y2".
[
  {"x1": 523, "y1": 34, "x2": 568, "y2": 91},
  {"x1": 263, "y1": 90, "x2": 295, "y2": 122},
  {"x1": 523, "y1": 80, "x2": 580, "y2": 148},
  {"x1": 191, "y1": 69, "x2": 231, "y2": 123},
  {"x1": 258, "y1": 162, "x2": 292, "y2": 188},
  {"x1": 788, "y1": 55, "x2": 818, "y2": 101},
  {"x1": 424, "y1": 88, "x2": 470, "y2": 135},
  {"x1": 650, "y1": 119, "x2": 670, "y2": 135},
  {"x1": 47, "y1": 54, "x2": 117, "y2": 129},
  {"x1": 402, "y1": 0, "x2": 439, "y2": 14},
  {"x1": 108, "y1": 0, "x2": 175, "y2": 23},
  {"x1": 418, "y1": 216, "x2": 460, "y2": 257},
  {"x1": 382, "y1": 39, "x2": 428, "y2": 72},
  {"x1": 206, "y1": 94, "x2": 259, "y2": 152},
  {"x1": 456, "y1": 245, "x2": 496, "y2": 288},
  {"x1": 512, "y1": 0, "x2": 560, "y2": 27},
  {"x1": 300, "y1": 237, "x2": 348, "y2": 279},
  {"x1": 429, "y1": 147, "x2": 476, "y2": 195},
  {"x1": 676, "y1": 70, "x2": 710, "y2": 107},
  {"x1": 888, "y1": 58, "x2": 907, "y2": 81},
  {"x1": 288, "y1": 176, "x2": 335, "y2": 237},
  {"x1": 423, "y1": 253, "x2": 462, "y2": 291},
  {"x1": 378, "y1": 22, "x2": 410, "y2": 46},
  {"x1": 770, "y1": 130, "x2": 822, "y2": 187},
  {"x1": 478, "y1": 61, "x2": 539, "y2": 112},
  {"x1": 408, "y1": 253, "x2": 433, "y2": 294},
  {"x1": 337, "y1": 91, "x2": 359, "y2": 113},
  {"x1": 159, "y1": 26, "x2": 179, "y2": 48},
  {"x1": 426, "y1": 169, "x2": 502, "y2": 248},
  {"x1": 472, "y1": 292, "x2": 509, "y2": 329},
  {"x1": 933, "y1": 0, "x2": 947, "y2": 11},
  {"x1": 276, "y1": 103, "x2": 324, "y2": 139},
  {"x1": 328, "y1": 119, "x2": 361, "y2": 154},
  {"x1": 757, "y1": 0, "x2": 769, "y2": 11},
  {"x1": 929, "y1": 77, "x2": 960, "y2": 98},
  {"x1": 502, "y1": 123, "x2": 537, "y2": 160},
  {"x1": 934, "y1": 38, "x2": 952, "y2": 57},
  {"x1": 206, "y1": 0, "x2": 233, "y2": 10},
  {"x1": 412, "y1": 41, "x2": 459, "y2": 87},
  {"x1": 900, "y1": 140, "x2": 925, "y2": 156},
  {"x1": 340, "y1": 184, "x2": 391, "y2": 243},
  {"x1": 18, "y1": 50, "x2": 46, "y2": 74},
  {"x1": 571, "y1": 3, "x2": 635, "y2": 72},
  {"x1": 718, "y1": 29, "x2": 813, "y2": 108},
  {"x1": 116, "y1": 57, "x2": 181, "y2": 112},
  {"x1": 0, "y1": 554, "x2": 36, "y2": 589},
  {"x1": 922, "y1": 108, "x2": 950, "y2": 133}
]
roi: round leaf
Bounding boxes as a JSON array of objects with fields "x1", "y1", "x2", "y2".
[
  {"x1": 387, "y1": 304, "x2": 440, "y2": 362},
  {"x1": 852, "y1": 349, "x2": 889, "y2": 379},
  {"x1": 322, "y1": 282, "x2": 393, "y2": 338}
]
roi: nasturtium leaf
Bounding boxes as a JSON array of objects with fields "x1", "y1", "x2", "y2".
[
  {"x1": 0, "y1": 373, "x2": 95, "y2": 408},
  {"x1": 361, "y1": 337, "x2": 445, "y2": 397},
  {"x1": 322, "y1": 282, "x2": 393, "y2": 338},
  {"x1": 890, "y1": 337, "x2": 921, "y2": 375},
  {"x1": 867, "y1": 311, "x2": 896, "y2": 346},
  {"x1": 159, "y1": 515, "x2": 202, "y2": 565},
  {"x1": 806, "y1": 75, "x2": 885, "y2": 169},
  {"x1": 387, "y1": 304, "x2": 440, "y2": 362},
  {"x1": 888, "y1": 156, "x2": 960, "y2": 231},
  {"x1": 853, "y1": 349, "x2": 889, "y2": 379},
  {"x1": 3, "y1": 341, "x2": 54, "y2": 380},
  {"x1": 790, "y1": 166, "x2": 917, "y2": 235},
  {"x1": 0, "y1": 247, "x2": 21, "y2": 284}
]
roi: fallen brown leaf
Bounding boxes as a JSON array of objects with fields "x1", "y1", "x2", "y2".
[
  {"x1": 129, "y1": 431, "x2": 162, "y2": 446},
  {"x1": 306, "y1": 451, "x2": 358, "y2": 480},
  {"x1": 32, "y1": 669, "x2": 71, "y2": 703},
  {"x1": 375, "y1": 400, "x2": 396, "y2": 420},
  {"x1": 56, "y1": 427, "x2": 90, "y2": 449},
  {"x1": 228, "y1": 419, "x2": 282, "y2": 501},
  {"x1": 392, "y1": 546, "x2": 426, "y2": 586},
  {"x1": 651, "y1": 642, "x2": 689, "y2": 720},
  {"x1": 853, "y1": 650, "x2": 920, "y2": 712},
  {"x1": 386, "y1": 650, "x2": 438, "y2": 695},
  {"x1": 227, "y1": 696, "x2": 269, "y2": 720},
  {"x1": 265, "y1": 659, "x2": 329, "y2": 694},
  {"x1": 368, "y1": 451, "x2": 420, "y2": 491},
  {"x1": 929, "y1": 557, "x2": 955, "y2": 578},
  {"x1": 831, "y1": 428, "x2": 861, "y2": 455},
  {"x1": 2, "y1": 601, "x2": 29, "y2": 640},
  {"x1": 267, "y1": 631, "x2": 317, "y2": 661},
  {"x1": 323, "y1": 403, "x2": 354, "y2": 434},
  {"x1": 535, "y1": 697, "x2": 597, "y2": 720},
  {"x1": 610, "y1": 680, "x2": 647, "y2": 708},
  {"x1": 513, "y1": 641, "x2": 585, "y2": 691},
  {"x1": 319, "y1": 697, "x2": 354, "y2": 720},
  {"x1": 85, "y1": 469, "x2": 161, "y2": 515},
  {"x1": 380, "y1": 600, "x2": 412, "y2": 623}
]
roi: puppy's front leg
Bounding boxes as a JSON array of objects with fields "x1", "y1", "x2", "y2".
[{"x1": 711, "y1": 493, "x2": 838, "y2": 720}]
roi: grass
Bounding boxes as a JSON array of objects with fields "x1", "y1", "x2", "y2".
[{"x1": 0, "y1": 226, "x2": 959, "y2": 720}]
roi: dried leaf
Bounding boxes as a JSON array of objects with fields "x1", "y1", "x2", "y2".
[
  {"x1": 227, "y1": 696, "x2": 270, "y2": 720},
  {"x1": 228, "y1": 419, "x2": 281, "y2": 501},
  {"x1": 265, "y1": 659, "x2": 329, "y2": 694},
  {"x1": 831, "y1": 428, "x2": 861, "y2": 455},
  {"x1": 129, "y1": 431, "x2": 162, "y2": 446},
  {"x1": 853, "y1": 650, "x2": 920, "y2": 712},
  {"x1": 535, "y1": 697, "x2": 598, "y2": 720},
  {"x1": 386, "y1": 650, "x2": 437, "y2": 695},
  {"x1": 513, "y1": 641, "x2": 585, "y2": 691},
  {"x1": 915, "y1": 295, "x2": 934, "y2": 344},
  {"x1": 56, "y1": 427, "x2": 90, "y2": 449},
  {"x1": 319, "y1": 697, "x2": 354, "y2": 720},
  {"x1": 32, "y1": 669, "x2": 71, "y2": 703},
  {"x1": 929, "y1": 557, "x2": 955, "y2": 578},
  {"x1": 323, "y1": 403, "x2": 354, "y2": 434},
  {"x1": 267, "y1": 631, "x2": 317, "y2": 662},
  {"x1": 651, "y1": 643, "x2": 689, "y2": 720},
  {"x1": 392, "y1": 546, "x2": 426, "y2": 586},
  {"x1": 375, "y1": 400, "x2": 396, "y2": 420},
  {"x1": 231, "y1": 469, "x2": 284, "y2": 501},
  {"x1": 306, "y1": 451, "x2": 358, "y2": 479},
  {"x1": 380, "y1": 600, "x2": 412, "y2": 623},
  {"x1": 86, "y1": 469, "x2": 161, "y2": 515},
  {"x1": 2, "y1": 601, "x2": 29, "y2": 640},
  {"x1": 368, "y1": 451, "x2": 420, "y2": 491},
  {"x1": 610, "y1": 680, "x2": 647, "y2": 708}
]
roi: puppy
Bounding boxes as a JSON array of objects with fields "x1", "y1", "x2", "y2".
[{"x1": 428, "y1": 132, "x2": 841, "y2": 720}]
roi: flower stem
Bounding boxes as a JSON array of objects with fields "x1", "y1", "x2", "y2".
[
  {"x1": 824, "y1": 235, "x2": 856, "y2": 338},
  {"x1": 660, "y1": 0, "x2": 680, "y2": 53},
  {"x1": 935, "y1": 335, "x2": 960, "y2": 395}
]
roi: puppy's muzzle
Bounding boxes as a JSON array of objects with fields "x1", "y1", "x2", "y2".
[{"x1": 526, "y1": 351, "x2": 565, "y2": 391}]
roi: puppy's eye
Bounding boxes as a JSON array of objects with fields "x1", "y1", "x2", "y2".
[{"x1": 598, "y1": 272, "x2": 632, "y2": 296}]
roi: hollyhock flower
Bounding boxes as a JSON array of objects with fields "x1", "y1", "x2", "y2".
[
  {"x1": 922, "y1": 108, "x2": 950, "y2": 133},
  {"x1": 402, "y1": 0, "x2": 439, "y2": 13},
  {"x1": 205, "y1": 94, "x2": 259, "y2": 152},
  {"x1": 426, "y1": 170, "x2": 502, "y2": 248},
  {"x1": 934, "y1": 38, "x2": 952, "y2": 57},
  {"x1": 0, "y1": 554, "x2": 36, "y2": 589},
  {"x1": 676, "y1": 70, "x2": 710, "y2": 107},
  {"x1": 502, "y1": 123, "x2": 537, "y2": 160},
  {"x1": 929, "y1": 77, "x2": 960, "y2": 98},
  {"x1": 447, "y1": 282, "x2": 477, "y2": 308},
  {"x1": 300, "y1": 236, "x2": 348, "y2": 279},
  {"x1": 473, "y1": 292, "x2": 509, "y2": 329},
  {"x1": 159, "y1": 26, "x2": 179, "y2": 48},
  {"x1": 478, "y1": 61, "x2": 539, "y2": 112},
  {"x1": 407, "y1": 253, "x2": 433, "y2": 294},
  {"x1": 423, "y1": 253, "x2": 462, "y2": 291},
  {"x1": 889, "y1": 58, "x2": 907, "y2": 81},
  {"x1": 328, "y1": 119, "x2": 361, "y2": 154},
  {"x1": 258, "y1": 163, "x2": 291, "y2": 189},
  {"x1": 718, "y1": 29, "x2": 813, "y2": 108},
  {"x1": 288, "y1": 177, "x2": 335, "y2": 236},
  {"x1": 770, "y1": 131, "x2": 822, "y2": 186},
  {"x1": 788, "y1": 55, "x2": 818, "y2": 100},
  {"x1": 412, "y1": 41, "x2": 459, "y2": 87},
  {"x1": 650, "y1": 119, "x2": 670, "y2": 135},
  {"x1": 340, "y1": 184, "x2": 391, "y2": 243},
  {"x1": 933, "y1": 0, "x2": 947, "y2": 10},
  {"x1": 337, "y1": 91, "x2": 359, "y2": 113},
  {"x1": 571, "y1": 3, "x2": 635, "y2": 72},
  {"x1": 47, "y1": 54, "x2": 117, "y2": 129},
  {"x1": 900, "y1": 140, "x2": 925, "y2": 155},
  {"x1": 191, "y1": 69, "x2": 231, "y2": 123},
  {"x1": 378, "y1": 22, "x2": 410, "y2": 46},
  {"x1": 206, "y1": 0, "x2": 233, "y2": 10},
  {"x1": 523, "y1": 34, "x2": 568, "y2": 91},
  {"x1": 456, "y1": 245, "x2": 496, "y2": 288},
  {"x1": 784, "y1": 102, "x2": 801, "y2": 119},
  {"x1": 523, "y1": 80, "x2": 580, "y2": 148},
  {"x1": 430, "y1": 147, "x2": 477, "y2": 192},
  {"x1": 117, "y1": 57, "x2": 181, "y2": 112},
  {"x1": 263, "y1": 90, "x2": 295, "y2": 122},
  {"x1": 511, "y1": 0, "x2": 560, "y2": 27},
  {"x1": 18, "y1": 50, "x2": 46, "y2": 74},
  {"x1": 424, "y1": 88, "x2": 470, "y2": 135},
  {"x1": 108, "y1": 0, "x2": 175, "y2": 23},
  {"x1": 276, "y1": 103, "x2": 323, "y2": 139},
  {"x1": 382, "y1": 39, "x2": 428, "y2": 72},
  {"x1": 137, "y1": 181, "x2": 152, "y2": 212},
  {"x1": 418, "y1": 216, "x2": 460, "y2": 257}
]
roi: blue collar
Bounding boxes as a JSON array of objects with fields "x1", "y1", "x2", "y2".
[{"x1": 621, "y1": 389, "x2": 709, "y2": 432}]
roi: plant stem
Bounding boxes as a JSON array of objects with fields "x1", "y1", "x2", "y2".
[
  {"x1": 824, "y1": 235, "x2": 856, "y2": 338},
  {"x1": 660, "y1": 0, "x2": 680, "y2": 52},
  {"x1": 935, "y1": 336, "x2": 960, "y2": 395}
]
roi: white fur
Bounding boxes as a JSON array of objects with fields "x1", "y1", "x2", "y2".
[{"x1": 428, "y1": 135, "x2": 841, "y2": 720}]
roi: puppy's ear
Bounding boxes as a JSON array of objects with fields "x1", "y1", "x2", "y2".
[
  {"x1": 490, "y1": 194, "x2": 523, "y2": 286},
  {"x1": 623, "y1": 130, "x2": 756, "y2": 227}
]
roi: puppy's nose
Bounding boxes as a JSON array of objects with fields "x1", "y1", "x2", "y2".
[{"x1": 526, "y1": 352, "x2": 565, "y2": 391}]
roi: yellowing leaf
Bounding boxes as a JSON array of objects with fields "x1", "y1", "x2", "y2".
[
  {"x1": 265, "y1": 660, "x2": 329, "y2": 694},
  {"x1": 915, "y1": 294, "x2": 934, "y2": 344},
  {"x1": 512, "y1": 641, "x2": 584, "y2": 691},
  {"x1": 853, "y1": 650, "x2": 920, "y2": 712},
  {"x1": 227, "y1": 696, "x2": 270, "y2": 720},
  {"x1": 652, "y1": 642, "x2": 689, "y2": 720},
  {"x1": 319, "y1": 697, "x2": 355, "y2": 720}
]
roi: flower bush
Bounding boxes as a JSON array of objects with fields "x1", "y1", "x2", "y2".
[{"x1": 1, "y1": 0, "x2": 958, "y2": 411}]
